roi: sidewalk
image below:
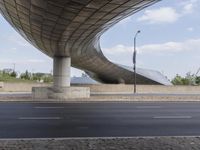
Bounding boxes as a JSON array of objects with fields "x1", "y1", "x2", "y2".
[
  {"x1": 1, "y1": 92, "x2": 200, "y2": 102},
  {"x1": 0, "y1": 136, "x2": 200, "y2": 150}
]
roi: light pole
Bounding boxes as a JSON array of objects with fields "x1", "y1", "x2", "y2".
[
  {"x1": 133, "y1": 30, "x2": 141, "y2": 94},
  {"x1": 13, "y1": 63, "x2": 15, "y2": 72}
]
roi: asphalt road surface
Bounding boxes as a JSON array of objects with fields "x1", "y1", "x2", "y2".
[{"x1": 1, "y1": 102, "x2": 200, "y2": 138}]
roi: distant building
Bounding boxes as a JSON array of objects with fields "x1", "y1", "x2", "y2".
[{"x1": 71, "y1": 74, "x2": 98, "y2": 85}]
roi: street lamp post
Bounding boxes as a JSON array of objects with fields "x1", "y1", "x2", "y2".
[{"x1": 133, "y1": 30, "x2": 141, "y2": 94}]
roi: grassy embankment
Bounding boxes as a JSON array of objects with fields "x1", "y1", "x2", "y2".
[{"x1": 0, "y1": 76, "x2": 36, "y2": 83}]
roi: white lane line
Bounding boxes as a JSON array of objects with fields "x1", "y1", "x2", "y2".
[
  {"x1": 153, "y1": 116, "x2": 192, "y2": 119},
  {"x1": 18, "y1": 117, "x2": 61, "y2": 120},
  {"x1": 136, "y1": 106, "x2": 162, "y2": 109},
  {"x1": 34, "y1": 107, "x2": 64, "y2": 109},
  {"x1": 76, "y1": 126, "x2": 89, "y2": 130}
]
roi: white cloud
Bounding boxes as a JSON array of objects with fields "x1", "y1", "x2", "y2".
[
  {"x1": 187, "y1": 27, "x2": 194, "y2": 31},
  {"x1": 138, "y1": 0, "x2": 199, "y2": 24},
  {"x1": 183, "y1": 3, "x2": 193, "y2": 13},
  {"x1": 103, "y1": 44, "x2": 132, "y2": 54},
  {"x1": 137, "y1": 7, "x2": 180, "y2": 24},
  {"x1": 27, "y1": 59, "x2": 45, "y2": 63},
  {"x1": 103, "y1": 38, "x2": 200, "y2": 55},
  {"x1": 181, "y1": 0, "x2": 198, "y2": 14},
  {"x1": 138, "y1": 42, "x2": 183, "y2": 53},
  {"x1": 0, "y1": 59, "x2": 46, "y2": 64},
  {"x1": 11, "y1": 48, "x2": 17, "y2": 51}
]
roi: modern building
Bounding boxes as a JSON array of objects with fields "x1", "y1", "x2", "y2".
[
  {"x1": 0, "y1": 0, "x2": 170, "y2": 98},
  {"x1": 71, "y1": 73, "x2": 99, "y2": 85}
]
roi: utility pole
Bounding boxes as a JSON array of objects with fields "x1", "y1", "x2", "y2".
[
  {"x1": 133, "y1": 30, "x2": 141, "y2": 94},
  {"x1": 13, "y1": 63, "x2": 15, "y2": 72}
]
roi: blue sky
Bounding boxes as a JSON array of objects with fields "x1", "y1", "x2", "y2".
[{"x1": 0, "y1": 0, "x2": 200, "y2": 79}]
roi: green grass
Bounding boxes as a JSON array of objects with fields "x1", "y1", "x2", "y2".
[{"x1": 0, "y1": 77, "x2": 37, "y2": 83}]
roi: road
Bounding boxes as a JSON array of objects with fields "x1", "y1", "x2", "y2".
[{"x1": 0, "y1": 102, "x2": 200, "y2": 138}]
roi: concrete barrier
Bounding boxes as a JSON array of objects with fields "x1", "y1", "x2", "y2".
[
  {"x1": 1, "y1": 83, "x2": 200, "y2": 94},
  {"x1": 32, "y1": 86, "x2": 90, "y2": 99},
  {"x1": 1, "y1": 82, "x2": 50, "y2": 92},
  {"x1": 77, "y1": 84, "x2": 200, "y2": 94}
]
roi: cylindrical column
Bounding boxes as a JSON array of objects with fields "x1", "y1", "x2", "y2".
[{"x1": 53, "y1": 56, "x2": 71, "y2": 88}]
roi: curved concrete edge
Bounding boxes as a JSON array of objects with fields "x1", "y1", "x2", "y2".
[
  {"x1": 0, "y1": 136, "x2": 200, "y2": 150},
  {"x1": 0, "y1": 0, "x2": 168, "y2": 86}
]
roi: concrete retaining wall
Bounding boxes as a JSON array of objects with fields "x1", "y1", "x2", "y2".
[
  {"x1": 32, "y1": 87, "x2": 90, "y2": 99},
  {"x1": 0, "y1": 82, "x2": 3, "y2": 89},
  {"x1": 0, "y1": 137, "x2": 200, "y2": 150},
  {"x1": 78, "y1": 84, "x2": 200, "y2": 94},
  {"x1": 0, "y1": 82, "x2": 50, "y2": 92},
  {"x1": 1, "y1": 82, "x2": 200, "y2": 94}
]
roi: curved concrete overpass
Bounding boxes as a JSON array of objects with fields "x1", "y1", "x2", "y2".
[{"x1": 0, "y1": 0, "x2": 170, "y2": 88}]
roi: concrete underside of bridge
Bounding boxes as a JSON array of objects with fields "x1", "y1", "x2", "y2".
[{"x1": 0, "y1": 0, "x2": 171, "y2": 99}]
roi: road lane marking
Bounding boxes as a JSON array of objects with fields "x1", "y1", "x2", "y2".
[
  {"x1": 153, "y1": 116, "x2": 192, "y2": 119},
  {"x1": 76, "y1": 126, "x2": 89, "y2": 130},
  {"x1": 136, "y1": 106, "x2": 161, "y2": 109},
  {"x1": 34, "y1": 107, "x2": 64, "y2": 109},
  {"x1": 18, "y1": 117, "x2": 61, "y2": 120}
]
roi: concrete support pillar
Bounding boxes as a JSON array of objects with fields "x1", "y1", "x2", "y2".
[
  {"x1": 32, "y1": 56, "x2": 90, "y2": 99},
  {"x1": 53, "y1": 56, "x2": 71, "y2": 88}
]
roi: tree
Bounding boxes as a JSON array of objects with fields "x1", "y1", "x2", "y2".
[
  {"x1": 32, "y1": 73, "x2": 43, "y2": 81},
  {"x1": 171, "y1": 74, "x2": 183, "y2": 85},
  {"x1": 42, "y1": 75, "x2": 53, "y2": 83},
  {"x1": 195, "y1": 76, "x2": 200, "y2": 85},
  {"x1": 10, "y1": 71, "x2": 17, "y2": 78},
  {"x1": 20, "y1": 70, "x2": 31, "y2": 80},
  {"x1": 171, "y1": 73, "x2": 197, "y2": 85},
  {"x1": 185, "y1": 72, "x2": 195, "y2": 85}
]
